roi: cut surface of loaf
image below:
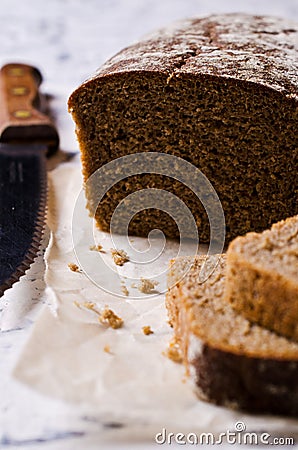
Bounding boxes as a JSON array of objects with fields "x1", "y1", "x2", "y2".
[
  {"x1": 69, "y1": 13, "x2": 298, "y2": 243},
  {"x1": 166, "y1": 255, "x2": 298, "y2": 415},
  {"x1": 225, "y1": 215, "x2": 298, "y2": 341}
]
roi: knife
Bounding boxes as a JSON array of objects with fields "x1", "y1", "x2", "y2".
[{"x1": 0, "y1": 63, "x2": 59, "y2": 296}]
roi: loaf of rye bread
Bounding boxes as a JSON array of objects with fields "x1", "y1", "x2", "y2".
[
  {"x1": 225, "y1": 215, "x2": 298, "y2": 342},
  {"x1": 166, "y1": 255, "x2": 298, "y2": 416},
  {"x1": 68, "y1": 13, "x2": 298, "y2": 242}
]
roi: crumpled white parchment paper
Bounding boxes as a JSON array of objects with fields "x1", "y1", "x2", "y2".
[{"x1": 13, "y1": 161, "x2": 298, "y2": 438}]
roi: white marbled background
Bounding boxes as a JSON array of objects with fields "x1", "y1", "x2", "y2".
[{"x1": 0, "y1": 1, "x2": 297, "y2": 449}]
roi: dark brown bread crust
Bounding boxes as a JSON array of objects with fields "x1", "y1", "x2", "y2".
[
  {"x1": 69, "y1": 13, "x2": 298, "y2": 242},
  {"x1": 193, "y1": 344, "x2": 298, "y2": 416},
  {"x1": 85, "y1": 14, "x2": 298, "y2": 95}
]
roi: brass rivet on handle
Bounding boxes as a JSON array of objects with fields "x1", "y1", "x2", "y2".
[
  {"x1": 11, "y1": 86, "x2": 28, "y2": 95},
  {"x1": 8, "y1": 67, "x2": 24, "y2": 76},
  {"x1": 13, "y1": 110, "x2": 31, "y2": 118}
]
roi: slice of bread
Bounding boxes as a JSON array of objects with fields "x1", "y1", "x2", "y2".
[
  {"x1": 225, "y1": 215, "x2": 298, "y2": 341},
  {"x1": 166, "y1": 255, "x2": 298, "y2": 415}
]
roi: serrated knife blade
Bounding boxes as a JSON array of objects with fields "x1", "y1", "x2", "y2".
[{"x1": 0, "y1": 63, "x2": 58, "y2": 296}]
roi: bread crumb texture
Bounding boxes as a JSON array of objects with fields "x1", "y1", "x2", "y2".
[
  {"x1": 164, "y1": 337, "x2": 183, "y2": 364},
  {"x1": 121, "y1": 284, "x2": 129, "y2": 296},
  {"x1": 110, "y1": 249, "x2": 129, "y2": 266},
  {"x1": 90, "y1": 244, "x2": 105, "y2": 253},
  {"x1": 142, "y1": 325, "x2": 154, "y2": 335},
  {"x1": 68, "y1": 263, "x2": 81, "y2": 272},
  {"x1": 138, "y1": 277, "x2": 159, "y2": 294},
  {"x1": 74, "y1": 301, "x2": 124, "y2": 329},
  {"x1": 99, "y1": 307, "x2": 124, "y2": 329}
]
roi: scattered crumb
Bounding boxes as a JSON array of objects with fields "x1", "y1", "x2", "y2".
[
  {"x1": 110, "y1": 248, "x2": 129, "y2": 266},
  {"x1": 74, "y1": 302, "x2": 123, "y2": 329},
  {"x1": 164, "y1": 337, "x2": 183, "y2": 364},
  {"x1": 75, "y1": 301, "x2": 99, "y2": 313},
  {"x1": 138, "y1": 277, "x2": 159, "y2": 294},
  {"x1": 103, "y1": 344, "x2": 112, "y2": 354},
  {"x1": 142, "y1": 325, "x2": 154, "y2": 335},
  {"x1": 166, "y1": 72, "x2": 175, "y2": 84},
  {"x1": 99, "y1": 307, "x2": 124, "y2": 329},
  {"x1": 90, "y1": 244, "x2": 105, "y2": 253},
  {"x1": 68, "y1": 263, "x2": 81, "y2": 272},
  {"x1": 121, "y1": 285, "x2": 129, "y2": 296}
]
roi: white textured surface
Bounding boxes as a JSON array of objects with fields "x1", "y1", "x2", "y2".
[{"x1": 0, "y1": 1, "x2": 298, "y2": 449}]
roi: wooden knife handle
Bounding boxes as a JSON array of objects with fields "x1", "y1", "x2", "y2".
[{"x1": 0, "y1": 63, "x2": 59, "y2": 155}]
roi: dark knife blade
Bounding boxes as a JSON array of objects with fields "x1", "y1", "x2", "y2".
[{"x1": 0, "y1": 63, "x2": 58, "y2": 296}]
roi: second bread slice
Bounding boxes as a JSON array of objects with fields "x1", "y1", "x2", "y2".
[
  {"x1": 166, "y1": 255, "x2": 298, "y2": 415},
  {"x1": 225, "y1": 215, "x2": 298, "y2": 341}
]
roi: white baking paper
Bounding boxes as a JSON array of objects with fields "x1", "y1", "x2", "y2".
[{"x1": 14, "y1": 160, "x2": 298, "y2": 439}]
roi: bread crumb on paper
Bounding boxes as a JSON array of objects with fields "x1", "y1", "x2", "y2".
[
  {"x1": 138, "y1": 277, "x2": 159, "y2": 294},
  {"x1": 74, "y1": 301, "x2": 123, "y2": 329},
  {"x1": 110, "y1": 249, "x2": 129, "y2": 266},
  {"x1": 121, "y1": 285, "x2": 129, "y2": 296},
  {"x1": 103, "y1": 344, "x2": 112, "y2": 354},
  {"x1": 164, "y1": 337, "x2": 183, "y2": 364},
  {"x1": 99, "y1": 307, "x2": 124, "y2": 329},
  {"x1": 74, "y1": 301, "x2": 98, "y2": 313},
  {"x1": 142, "y1": 325, "x2": 154, "y2": 335},
  {"x1": 68, "y1": 263, "x2": 81, "y2": 273},
  {"x1": 90, "y1": 244, "x2": 105, "y2": 253}
]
